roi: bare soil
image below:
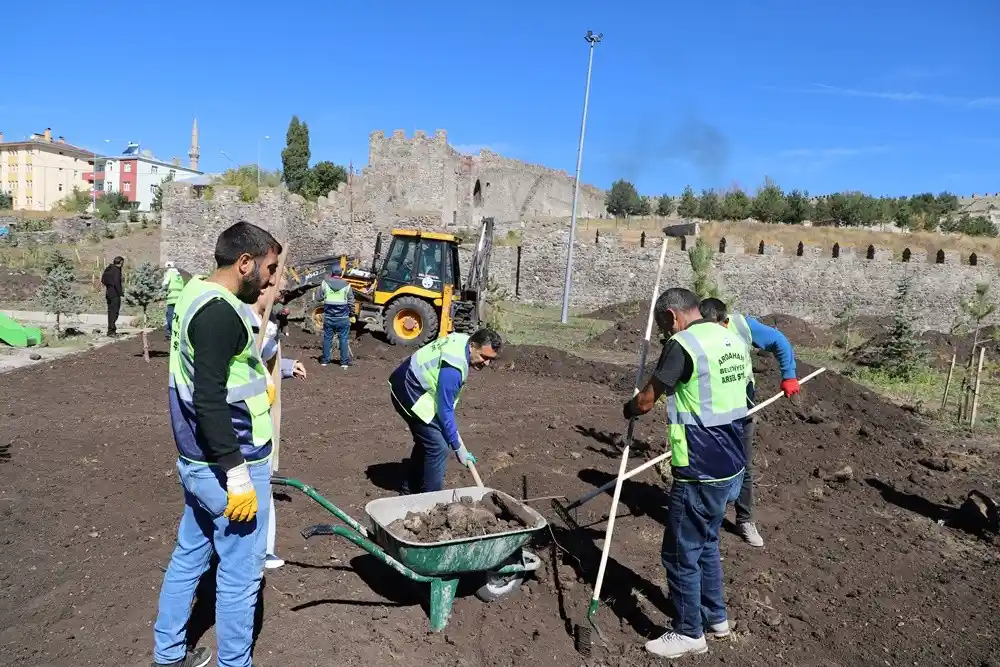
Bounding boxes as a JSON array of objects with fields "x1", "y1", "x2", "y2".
[
  {"x1": 387, "y1": 493, "x2": 531, "y2": 543},
  {"x1": 1, "y1": 330, "x2": 999, "y2": 666}
]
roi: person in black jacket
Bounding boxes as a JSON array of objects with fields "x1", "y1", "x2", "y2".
[{"x1": 101, "y1": 256, "x2": 125, "y2": 336}]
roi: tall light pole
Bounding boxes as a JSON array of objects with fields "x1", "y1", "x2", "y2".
[
  {"x1": 257, "y1": 135, "x2": 270, "y2": 187},
  {"x1": 560, "y1": 30, "x2": 603, "y2": 324}
]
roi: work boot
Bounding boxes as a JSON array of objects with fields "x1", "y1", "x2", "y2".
[
  {"x1": 644, "y1": 631, "x2": 708, "y2": 658},
  {"x1": 737, "y1": 522, "x2": 765, "y2": 547},
  {"x1": 707, "y1": 619, "x2": 731, "y2": 638},
  {"x1": 152, "y1": 646, "x2": 212, "y2": 667}
]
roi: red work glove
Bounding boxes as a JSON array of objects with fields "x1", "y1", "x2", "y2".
[{"x1": 780, "y1": 378, "x2": 800, "y2": 397}]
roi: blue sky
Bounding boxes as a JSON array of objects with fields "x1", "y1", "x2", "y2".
[{"x1": 4, "y1": 0, "x2": 998, "y2": 197}]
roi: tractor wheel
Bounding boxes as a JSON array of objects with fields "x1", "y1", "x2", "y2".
[
  {"x1": 311, "y1": 307, "x2": 325, "y2": 332},
  {"x1": 384, "y1": 297, "x2": 439, "y2": 347}
]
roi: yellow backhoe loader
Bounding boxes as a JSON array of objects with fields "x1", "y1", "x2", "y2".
[{"x1": 281, "y1": 217, "x2": 494, "y2": 347}]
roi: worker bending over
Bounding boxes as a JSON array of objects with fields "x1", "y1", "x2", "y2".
[
  {"x1": 389, "y1": 328, "x2": 502, "y2": 493},
  {"x1": 699, "y1": 298, "x2": 799, "y2": 548},
  {"x1": 162, "y1": 261, "x2": 185, "y2": 338},
  {"x1": 243, "y1": 279, "x2": 307, "y2": 571},
  {"x1": 320, "y1": 264, "x2": 355, "y2": 368},
  {"x1": 624, "y1": 287, "x2": 752, "y2": 660},
  {"x1": 152, "y1": 221, "x2": 281, "y2": 667}
]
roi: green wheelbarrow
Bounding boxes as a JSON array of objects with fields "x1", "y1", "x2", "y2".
[{"x1": 271, "y1": 476, "x2": 547, "y2": 632}]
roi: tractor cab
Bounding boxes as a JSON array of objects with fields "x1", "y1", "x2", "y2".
[{"x1": 377, "y1": 230, "x2": 461, "y2": 297}]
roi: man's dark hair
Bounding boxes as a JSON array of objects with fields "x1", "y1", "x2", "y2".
[
  {"x1": 654, "y1": 287, "x2": 700, "y2": 319},
  {"x1": 470, "y1": 328, "x2": 503, "y2": 354},
  {"x1": 112, "y1": 256, "x2": 124, "y2": 266},
  {"x1": 214, "y1": 221, "x2": 283, "y2": 268},
  {"x1": 699, "y1": 297, "x2": 728, "y2": 323}
]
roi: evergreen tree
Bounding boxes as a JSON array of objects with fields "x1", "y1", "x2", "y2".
[
  {"x1": 656, "y1": 194, "x2": 674, "y2": 216},
  {"x1": 37, "y1": 264, "x2": 82, "y2": 335},
  {"x1": 125, "y1": 262, "x2": 162, "y2": 362},
  {"x1": 688, "y1": 237, "x2": 722, "y2": 299},
  {"x1": 281, "y1": 115, "x2": 311, "y2": 196},
  {"x1": 605, "y1": 179, "x2": 643, "y2": 217},
  {"x1": 875, "y1": 278, "x2": 927, "y2": 380},
  {"x1": 697, "y1": 189, "x2": 721, "y2": 221},
  {"x1": 751, "y1": 178, "x2": 787, "y2": 223},
  {"x1": 303, "y1": 161, "x2": 348, "y2": 201},
  {"x1": 721, "y1": 189, "x2": 751, "y2": 221},
  {"x1": 676, "y1": 185, "x2": 699, "y2": 218}
]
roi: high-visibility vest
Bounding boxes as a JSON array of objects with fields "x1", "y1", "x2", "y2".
[
  {"x1": 665, "y1": 322, "x2": 751, "y2": 472},
  {"x1": 394, "y1": 333, "x2": 470, "y2": 424},
  {"x1": 323, "y1": 282, "x2": 350, "y2": 305},
  {"x1": 164, "y1": 269, "x2": 185, "y2": 306},
  {"x1": 726, "y1": 312, "x2": 756, "y2": 387},
  {"x1": 168, "y1": 278, "x2": 273, "y2": 465}
]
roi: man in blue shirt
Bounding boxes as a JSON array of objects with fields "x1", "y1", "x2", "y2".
[
  {"x1": 388, "y1": 328, "x2": 502, "y2": 493},
  {"x1": 699, "y1": 298, "x2": 800, "y2": 548}
]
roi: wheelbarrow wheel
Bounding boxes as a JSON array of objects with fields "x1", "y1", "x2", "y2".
[{"x1": 475, "y1": 572, "x2": 525, "y2": 602}]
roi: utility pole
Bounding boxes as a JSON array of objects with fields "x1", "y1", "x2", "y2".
[{"x1": 560, "y1": 30, "x2": 603, "y2": 324}]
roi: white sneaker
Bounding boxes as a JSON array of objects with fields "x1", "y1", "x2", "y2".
[
  {"x1": 707, "y1": 620, "x2": 730, "y2": 638},
  {"x1": 644, "y1": 631, "x2": 708, "y2": 658},
  {"x1": 264, "y1": 555, "x2": 285, "y2": 569},
  {"x1": 737, "y1": 521, "x2": 765, "y2": 547}
]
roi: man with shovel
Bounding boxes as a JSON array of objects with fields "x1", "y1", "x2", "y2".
[
  {"x1": 699, "y1": 298, "x2": 799, "y2": 548},
  {"x1": 622, "y1": 287, "x2": 752, "y2": 660},
  {"x1": 388, "y1": 328, "x2": 502, "y2": 493}
]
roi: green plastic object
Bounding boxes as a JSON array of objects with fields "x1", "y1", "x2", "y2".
[
  {"x1": 272, "y1": 476, "x2": 546, "y2": 632},
  {"x1": 0, "y1": 313, "x2": 43, "y2": 348}
]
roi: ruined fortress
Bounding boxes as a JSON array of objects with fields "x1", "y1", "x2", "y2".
[{"x1": 160, "y1": 129, "x2": 1000, "y2": 332}]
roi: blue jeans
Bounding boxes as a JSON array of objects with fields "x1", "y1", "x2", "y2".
[
  {"x1": 165, "y1": 304, "x2": 175, "y2": 338},
  {"x1": 392, "y1": 393, "x2": 450, "y2": 493},
  {"x1": 660, "y1": 472, "x2": 744, "y2": 639},
  {"x1": 153, "y1": 458, "x2": 271, "y2": 667},
  {"x1": 322, "y1": 316, "x2": 351, "y2": 365}
]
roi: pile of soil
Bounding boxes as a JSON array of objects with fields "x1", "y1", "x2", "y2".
[
  {"x1": 852, "y1": 325, "x2": 1000, "y2": 371},
  {"x1": 581, "y1": 299, "x2": 649, "y2": 322},
  {"x1": 0, "y1": 268, "x2": 43, "y2": 302},
  {"x1": 386, "y1": 492, "x2": 533, "y2": 543},
  {"x1": 500, "y1": 345, "x2": 647, "y2": 392},
  {"x1": 758, "y1": 313, "x2": 833, "y2": 348},
  {"x1": 588, "y1": 310, "x2": 661, "y2": 354}
]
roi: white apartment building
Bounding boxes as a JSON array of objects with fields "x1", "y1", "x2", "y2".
[{"x1": 90, "y1": 142, "x2": 202, "y2": 211}]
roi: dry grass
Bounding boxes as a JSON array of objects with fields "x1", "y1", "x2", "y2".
[
  {"x1": 0, "y1": 208, "x2": 93, "y2": 221},
  {"x1": 566, "y1": 216, "x2": 999, "y2": 261}
]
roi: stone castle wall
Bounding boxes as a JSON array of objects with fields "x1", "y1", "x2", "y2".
[{"x1": 160, "y1": 183, "x2": 1000, "y2": 332}]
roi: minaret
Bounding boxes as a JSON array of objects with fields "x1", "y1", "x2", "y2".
[{"x1": 188, "y1": 118, "x2": 200, "y2": 171}]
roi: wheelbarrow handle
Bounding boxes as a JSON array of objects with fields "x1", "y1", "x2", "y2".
[{"x1": 301, "y1": 523, "x2": 340, "y2": 540}]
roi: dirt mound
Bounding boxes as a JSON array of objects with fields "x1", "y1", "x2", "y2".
[
  {"x1": 386, "y1": 492, "x2": 532, "y2": 543},
  {"x1": 588, "y1": 310, "x2": 660, "y2": 354},
  {"x1": 581, "y1": 299, "x2": 650, "y2": 321},
  {"x1": 852, "y1": 325, "x2": 1000, "y2": 371},
  {"x1": 758, "y1": 313, "x2": 833, "y2": 347},
  {"x1": 0, "y1": 268, "x2": 43, "y2": 302},
  {"x1": 501, "y1": 345, "x2": 645, "y2": 393}
]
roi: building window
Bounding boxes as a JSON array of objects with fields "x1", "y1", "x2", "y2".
[
  {"x1": 151, "y1": 165, "x2": 158, "y2": 174},
  {"x1": 169, "y1": 170, "x2": 176, "y2": 178},
  {"x1": 58, "y1": 183, "x2": 63, "y2": 192},
  {"x1": 124, "y1": 182, "x2": 131, "y2": 192},
  {"x1": 150, "y1": 184, "x2": 157, "y2": 194},
  {"x1": 124, "y1": 163, "x2": 132, "y2": 173}
]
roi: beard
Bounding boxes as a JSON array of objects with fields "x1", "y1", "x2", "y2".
[{"x1": 236, "y1": 262, "x2": 264, "y2": 304}]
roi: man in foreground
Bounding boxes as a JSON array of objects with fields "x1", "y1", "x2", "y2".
[
  {"x1": 320, "y1": 264, "x2": 356, "y2": 368},
  {"x1": 101, "y1": 255, "x2": 124, "y2": 336},
  {"x1": 623, "y1": 288, "x2": 752, "y2": 659},
  {"x1": 152, "y1": 221, "x2": 282, "y2": 667},
  {"x1": 698, "y1": 298, "x2": 800, "y2": 548},
  {"x1": 388, "y1": 328, "x2": 502, "y2": 493}
]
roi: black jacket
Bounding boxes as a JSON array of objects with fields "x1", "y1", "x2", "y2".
[{"x1": 101, "y1": 265, "x2": 123, "y2": 298}]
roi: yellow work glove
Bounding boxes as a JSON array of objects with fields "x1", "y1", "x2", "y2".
[
  {"x1": 266, "y1": 383, "x2": 276, "y2": 406},
  {"x1": 224, "y1": 463, "x2": 258, "y2": 522},
  {"x1": 350, "y1": 316, "x2": 357, "y2": 324}
]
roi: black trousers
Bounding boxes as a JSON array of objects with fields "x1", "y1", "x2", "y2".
[
  {"x1": 734, "y1": 417, "x2": 756, "y2": 523},
  {"x1": 107, "y1": 295, "x2": 121, "y2": 334}
]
